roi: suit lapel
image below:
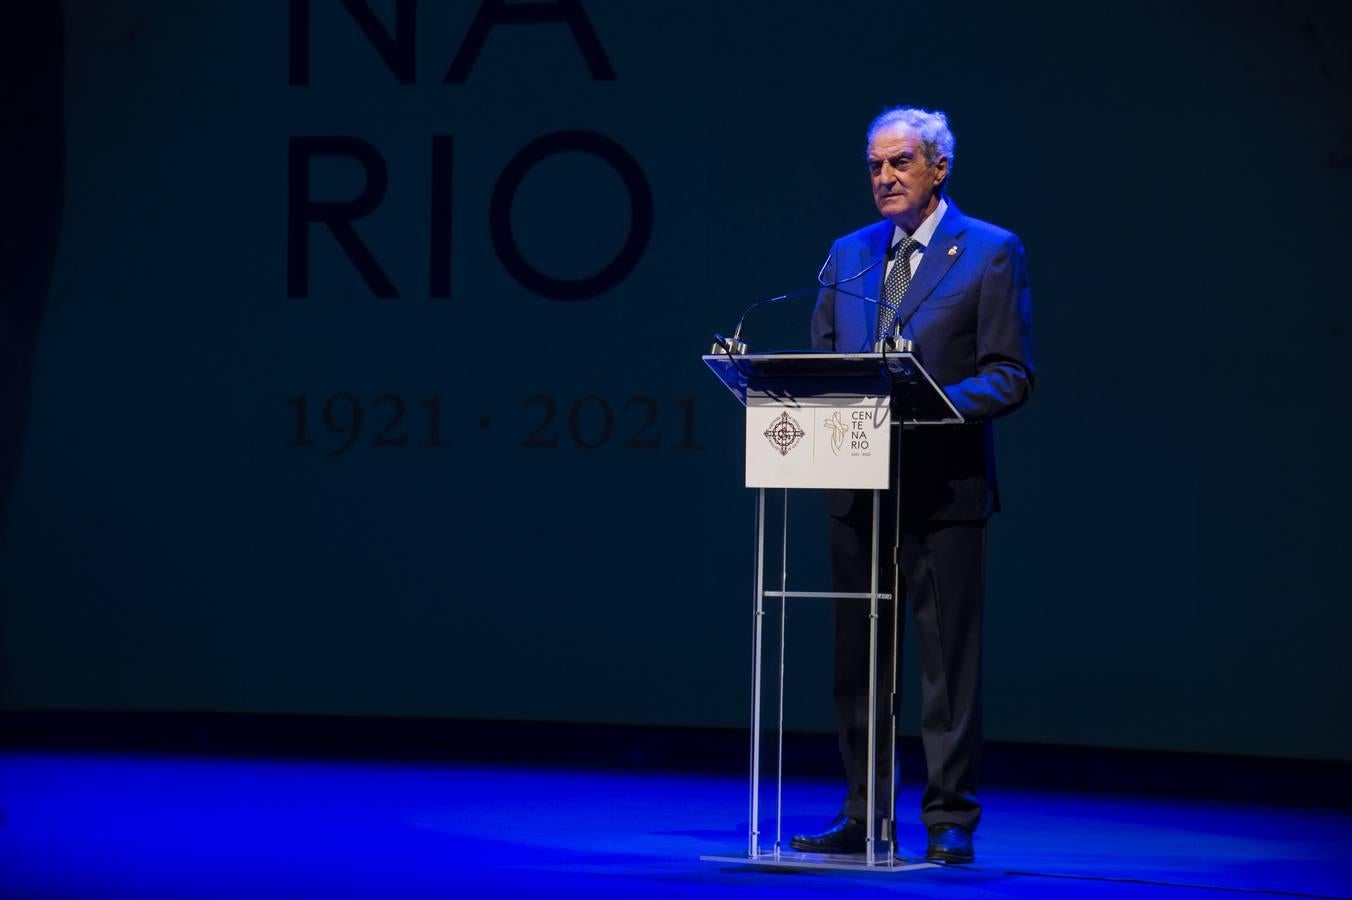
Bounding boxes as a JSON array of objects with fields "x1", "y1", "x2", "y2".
[{"x1": 892, "y1": 201, "x2": 968, "y2": 334}]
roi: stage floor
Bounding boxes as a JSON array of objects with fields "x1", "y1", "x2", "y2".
[{"x1": 0, "y1": 751, "x2": 1348, "y2": 898}]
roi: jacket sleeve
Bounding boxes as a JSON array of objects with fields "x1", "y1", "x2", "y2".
[{"x1": 943, "y1": 233, "x2": 1035, "y2": 421}]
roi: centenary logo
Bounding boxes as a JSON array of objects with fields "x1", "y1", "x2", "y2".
[
  {"x1": 823, "y1": 411, "x2": 850, "y2": 455},
  {"x1": 764, "y1": 411, "x2": 806, "y2": 457}
]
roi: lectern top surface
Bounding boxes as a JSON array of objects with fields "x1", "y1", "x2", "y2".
[{"x1": 702, "y1": 352, "x2": 962, "y2": 424}]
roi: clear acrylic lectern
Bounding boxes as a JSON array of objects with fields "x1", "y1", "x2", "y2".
[{"x1": 699, "y1": 350, "x2": 962, "y2": 873}]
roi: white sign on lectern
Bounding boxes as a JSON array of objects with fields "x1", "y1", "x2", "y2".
[{"x1": 745, "y1": 395, "x2": 891, "y2": 489}]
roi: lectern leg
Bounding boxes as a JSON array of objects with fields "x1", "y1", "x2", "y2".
[
  {"x1": 775, "y1": 489, "x2": 789, "y2": 853},
  {"x1": 748, "y1": 487, "x2": 765, "y2": 857},
  {"x1": 865, "y1": 487, "x2": 881, "y2": 864},
  {"x1": 888, "y1": 432, "x2": 904, "y2": 838}
]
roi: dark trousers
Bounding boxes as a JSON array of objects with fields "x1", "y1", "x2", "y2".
[{"x1": 829, "y1": 492, "x2": 986, "y2": 831}]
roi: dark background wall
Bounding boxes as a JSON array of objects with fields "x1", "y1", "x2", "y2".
[{"x1": 2, "y1": 0, "x2": 1349, "y2": 762}]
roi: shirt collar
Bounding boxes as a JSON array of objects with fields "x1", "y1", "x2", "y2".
[{"x1": 891, "y1": 197, "x2": 948, "y2": 252}]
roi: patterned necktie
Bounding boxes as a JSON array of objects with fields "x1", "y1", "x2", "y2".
[{"x1": 877, "y1": 236, "x2": 920, "y2": 340}]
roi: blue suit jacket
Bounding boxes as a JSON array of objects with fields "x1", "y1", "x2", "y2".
[{"x1": 810, "y1": 199, "x2": 1034, "y2": 520}]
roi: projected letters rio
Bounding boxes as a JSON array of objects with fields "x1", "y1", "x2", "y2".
[{"x1": 282, "y1": 0, "x2": 687, "y2": 457}]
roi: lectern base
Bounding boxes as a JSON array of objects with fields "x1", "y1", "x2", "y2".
[{"x1": 699, "y1": 850, "x2": 940, "y2": 873}]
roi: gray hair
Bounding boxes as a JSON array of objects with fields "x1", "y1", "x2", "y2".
[{"x1": 866, "y1": 106, "x2": 956, "y2": 180}]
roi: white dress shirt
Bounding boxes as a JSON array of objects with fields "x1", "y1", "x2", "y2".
[{"x1": 885, "y1": 197, "x2": 949, "y2": 284}]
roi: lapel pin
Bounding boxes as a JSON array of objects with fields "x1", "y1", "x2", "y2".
[{"x1": 947, "y1": 245, "x2": 958, "y2": 256}]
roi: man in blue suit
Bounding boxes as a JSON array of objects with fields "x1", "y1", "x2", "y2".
[{"x1": 790, "y1": 107, "x2": 1034, "y2": 864}]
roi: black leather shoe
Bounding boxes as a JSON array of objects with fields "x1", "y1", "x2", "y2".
[
  {"x1": 789, "y1": 816, "x2": 868, "y2": 853},
  {"x1": 924, "y1": 823, "x2": 974, "y2": 863}
]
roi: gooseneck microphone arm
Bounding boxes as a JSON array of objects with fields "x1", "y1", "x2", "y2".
[
  {"x1": 819, "y1": 253, "x2": 919, "y2": 355},
  {"x1": 728, "y1": 255, "x2": 886, "y2": 346},
  {"x1": 830, "y1": 285, "x2": 898, "y2": 316}
]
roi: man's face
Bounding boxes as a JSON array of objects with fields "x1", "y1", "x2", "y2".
[{"x1": 867, "y1": 124, "x2": 947, "y2": 229}]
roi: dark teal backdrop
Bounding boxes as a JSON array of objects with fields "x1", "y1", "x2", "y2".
[{"x1": 2, "y1": 0, "x2": 1349, "y2": 762}]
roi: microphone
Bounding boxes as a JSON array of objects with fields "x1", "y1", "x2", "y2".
[
  {"x1": 823, "y1": 243, "x2": 918, "y2": 353},
  {"x1": 823, "y1": 284, "x2": 914, "y2": 353},
  {"x1": 710, "y1": 255, "x2": 886, "y2": 355}
]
